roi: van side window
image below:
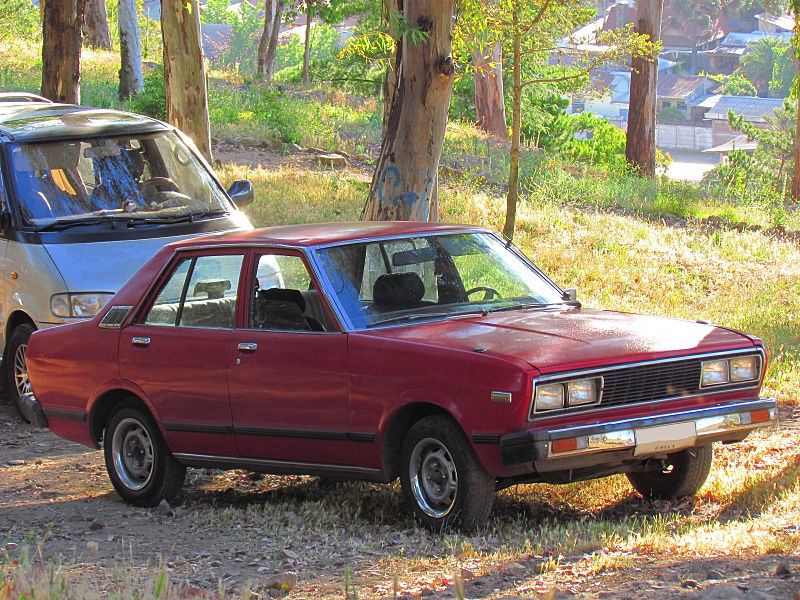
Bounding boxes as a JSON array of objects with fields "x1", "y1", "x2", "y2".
[{"x1": 144, "y1": 254, "x2": 243, "y2": 329}]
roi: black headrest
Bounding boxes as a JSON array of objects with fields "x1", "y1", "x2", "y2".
[
  {"x1": 373, "y1": 272, "x2": 425, "y2": 306},
  {"x1": 258, "y1": 287, "x2": 305, "y2": 311}
]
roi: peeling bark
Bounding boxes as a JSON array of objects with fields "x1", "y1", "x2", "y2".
[
  {"x1": 42, "y1": 0, "x2": 88, "y2": 104},
  {"x1": 625, "y1": 0, "x2": 663, "y2": 176},
  {"x1": 472, "y1": 41, "x2": 508, "y2": 139},
  {"x1": 257, "y1": 0, "x2": 274, "y2": 78},
  {"x1": 83, "y1": 0, "x2": 112, "y2": 50},
  {"x1": 119, "y1": 0, "x2": 143, "y2": 100},
  {"x1": 161, "y1": 0, "x2": 212, "y2": 162},
  {"x1": 363, "y1": 0, "x2": 455, "y2": 222}
]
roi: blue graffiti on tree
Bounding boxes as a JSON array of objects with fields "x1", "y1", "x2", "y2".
[{"x1": 377, "y1": 165, "x2": 434, "y2": 221}]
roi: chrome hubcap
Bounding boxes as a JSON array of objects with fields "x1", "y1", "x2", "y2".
[
  {"x1": 409, "y1": 437, "x2": 458, "y2": 518},
  {"x1": 13, "y1": 342, "x2": 30, "y2": 397},
  {"x1": 112, "y1": 418, "x2": 154, "y2": 490}
]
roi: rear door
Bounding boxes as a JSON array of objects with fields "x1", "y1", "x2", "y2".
[{"x1": 119, "y1": 250, "x2": 245, "y2": 457}]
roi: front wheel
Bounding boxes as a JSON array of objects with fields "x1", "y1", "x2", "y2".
[
  {"x1": 5, "y1": 322, "x2": 36, "y2": 421},
  {"x1": 627, "y1": 444, "x2": 713, "y2": 500},
  {"x1": 104, "y1": 402, "x2": 186, "y2": 506},
  {"x1": 399, "y1": 415, "x2": 494, "y2": 531}
]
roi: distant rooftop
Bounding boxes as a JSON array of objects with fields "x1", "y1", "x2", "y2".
[
  {"x1": 704, "y1": 96, "x2": 787, "y2": 122},
  {"x1": 657, "y1": 74, "x2": 710, "y2": 100},
  {"x1": 755, "y1": 12, "x2": 796, "y2": 31}
]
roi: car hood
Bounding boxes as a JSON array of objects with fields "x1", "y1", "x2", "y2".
[
  {"x1": 357, "y1": 307, "x2": 755, "y2": 374},
  {"x1": 44, "y1": 234, "x2": 202, "y2": 292}
]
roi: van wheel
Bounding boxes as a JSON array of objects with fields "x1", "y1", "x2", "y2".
[
  {"x1": 399, "y1": 415, "x2": 494, "y2": 532},
  {"x1": 627, "y1": 444, "x2": 713, "y2": 499},
  {"x1": 6, "y1": 323, "x2": 36, "y2": 421},
  {"x1": 104, "y1": 402, "x2": 186, "y2": 506}
]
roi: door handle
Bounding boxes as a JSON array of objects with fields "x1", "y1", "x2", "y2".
[
  {"x1": 237, "y1": 342, "x2": 258, "y2": 352},
  {"x1": 131, "y1": 337, "x2": 151, "y2": 346}
]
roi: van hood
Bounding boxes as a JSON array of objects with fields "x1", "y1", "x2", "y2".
[
  {"x1": 358, "y1": 307, "x2": 756, "y2": 374},
  {"x1": 44, "y1": 234, "x2": 203, "y2": 292}
]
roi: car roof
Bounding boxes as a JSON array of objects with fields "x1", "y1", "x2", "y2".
[
  {"x1": 0, "y1": 100, "x2": 169, "y2": 143},
  {"x1": 175, "y1": 221, "x2": 491, "y2": 249}
]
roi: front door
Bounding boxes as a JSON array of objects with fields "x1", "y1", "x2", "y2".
[{"x1": 229, "y1": 251, "x2": 353, "y2": 468}]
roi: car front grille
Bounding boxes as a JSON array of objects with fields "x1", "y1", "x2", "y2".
[{"x1": 529, "y1": 351, "x2": 763, "y2": 419}]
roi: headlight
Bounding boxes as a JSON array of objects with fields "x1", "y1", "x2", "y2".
[
  {"x1": 51, "y1": 293, "x2": 113, "y2": 318},
  {"x1": 567, "y1": 379, "x2": 600, "y2": 406},
  {"x1": 535, "y1": 377, "x2": 602, "y2": 412},
  {"x1": 701, "y1": 355, "x2": 761, "y2": 387},
  {"x1": 730, "y1": 356, "x2": 759, "y2": 382},
  {"x1": 534, "y1": 383, "x2": 565, "y2": 411}
]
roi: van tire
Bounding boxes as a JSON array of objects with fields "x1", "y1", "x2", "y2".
[{"x1": 6, "y1": 323, "x2": 36, "y2": 421}]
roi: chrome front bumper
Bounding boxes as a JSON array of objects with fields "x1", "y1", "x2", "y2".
[{"x1": 500, "y1": 398, "x2": 777, "y2": 467}]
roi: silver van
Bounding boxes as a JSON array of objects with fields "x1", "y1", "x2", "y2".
[{"x1": 0, "y1": 93, "x2": 254, "y2": 419}]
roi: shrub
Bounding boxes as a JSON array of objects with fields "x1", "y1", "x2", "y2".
[{"x1": 128, "y1": 67, "x2": 166, "y2": 121}]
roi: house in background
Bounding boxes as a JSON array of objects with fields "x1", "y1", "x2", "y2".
[
  {"x1": 703, "y1": 95, "x2": 786, "y2": 146},
  {"x1": 656, "y1": 74, "x2": 716, "y2": 122},
  {"x1": 755, "y1": 12, "x2": 795, "y2": 33}
]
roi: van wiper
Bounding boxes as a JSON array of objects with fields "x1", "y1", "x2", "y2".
[{"x1": 35, "y1": 217, "x2": 115, "y2": 231}]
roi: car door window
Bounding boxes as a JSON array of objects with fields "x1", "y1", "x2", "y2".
[
  {"x1": 250, "y1": 254, "x2": 330, "y2": 331},
  {"x1": 144, "y1": 254, "x2": 244, "y2": 328}
]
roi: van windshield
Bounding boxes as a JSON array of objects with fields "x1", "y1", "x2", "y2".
[{"x1": 7, "y1": 131, "x2": 234, "y2": 229}]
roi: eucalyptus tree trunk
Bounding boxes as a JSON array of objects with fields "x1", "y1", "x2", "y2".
[
  {"x1": 625, "y1": 0, "x2": 663, "y2": 176},
  {"x1": 257, "y1": 0, "x2": 274, "y2": 78},
  {"x1": 792, "y1": 7, "x2": 800, "y2": 202},
  {"x1": 302, "y1": 5, "x2": 312, "y2": 85},
  {"x1": 472, "y1": 41, "x2": 508, "y2": 139},
  {"x1": 380, "y1": 0, "x2": 401, "y2": 139},
  {"x1": 161, "y1": 0, "x2": 212, "y2": 162},
  {"x1": 263, "y1": 1, "x2": 284, "y2": 83},
  {"x1": 502, "y1": 15, "x2": 521, "y2": 240},
  {"x1": 42, "y1": 0, "x2": 87, "y2": 104},
  {"x1": 83, "y1": 0, "x2": 112, "y2": 49},
  {"x1": 118, "y1": 0, "x2": 143, "y2": 100},
  {"x1": 362, "y1": 0, "x2": 456, "y2": 222}
]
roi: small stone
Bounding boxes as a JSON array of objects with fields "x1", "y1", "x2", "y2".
[
  {"x1": 700, "y1": 584, "x2": 746, "y2": 599},
  {"x1": 86, "y1": 541, "x2": 99, "y2": 554},
  {"x1": 460, "y1": 568, "x2": 474, "y2": 580},
  {"x1": 89, "y1": 520, "x2": 104, "y2": 531},
  {"x1": 315, "y1": 154, "x2": 347, "y2": 168},
  {"x1": 6, "y1": 542, "x2": 18, "y2": 551},
  {"x1": 775, "y1": 562, "x2": 792, "y2": 579},
  {"x1": 420, "y1": 588, "x2": 435, "y2": 597},
  {"x1": 283, "y1": 143, "x2": 303, "y2": 154},
  {"x1": 262, "y1": 572, "x2": 297, "y2": 595},
  {"x1": 7, "y1": 459, "x2": 25, "y2": 466},
  {"x1": 153, "y1": 499, "x2": 173, "y2": 517},
  {"x1": 502, "y1": 562, "x2": 527, "y2": 576},
  {"x1": 353, "y1": 153, "x2": 370, "y2": 161},
  {"x1": 281, "y1": 549, "x2": 298, "y2": 560},
  {"x1": 706, "y1": 569, "x2": 724, "y2": 580},
  {"x1": 39, "y1": 491, "x2": 59, "y2": 499},
  {"x1": 681, "y1": 579, "x2": 699, "y2": 589}
]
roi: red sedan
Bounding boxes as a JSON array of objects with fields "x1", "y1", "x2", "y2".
[{"x1": 26, "y1": 222, "x2": 775, "y2": 530}]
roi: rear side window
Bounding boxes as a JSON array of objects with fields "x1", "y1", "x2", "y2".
[{"x1": 143, "y1": 254, "x2": 244, "y2": 329}]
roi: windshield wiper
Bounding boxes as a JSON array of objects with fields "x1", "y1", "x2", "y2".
[
  {"x1": 367, "y1": 308, "x2": 488, "y2": 328},
  {"x1": 35, "y1": 217, "x2": 115, "y2": 231},
  {"x1": 486, "y1": 301, "x2": 579, "y2": 313}
]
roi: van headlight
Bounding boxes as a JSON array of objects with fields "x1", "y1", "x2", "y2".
[{"x1": 51, "y1": 293, "x2": 113, "y2": 318}]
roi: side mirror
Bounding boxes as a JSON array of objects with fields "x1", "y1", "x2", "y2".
[
  {"x1": 563, "y1": 288, "x2": 578, "y2": 302},
  {"x1": 227, "y1": 179, "x2": 254, "y2": 209}
]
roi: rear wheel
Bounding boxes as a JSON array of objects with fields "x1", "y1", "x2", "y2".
[
  {"x1": 627, "y1": 444, "x2": 713, "y2": 499},
  {"x1": 104, "y1": 402, "x2": 185, "y2": 506},
  {"x1": 5, "y1": 323, "x2": 36, "y2": 420},
  {"x1": 399, "y1": 415, "x2": 494, "y2": 531}
]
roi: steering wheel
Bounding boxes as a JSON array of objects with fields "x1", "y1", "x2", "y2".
[
  {"x1": 139, "y1": 177, "x2": 180, "y2": 196},
  {"x1": 465, "y1": 286, "x2": 503, "y2": 301}
]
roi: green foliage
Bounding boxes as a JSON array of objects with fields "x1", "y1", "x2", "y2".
[
  {"x1": 128, "y1": 67, "x2": 167, "y2": 121},
  {"x1": 769, "y1": 41, "x2": 796, "y2": 98},
  {"x1": 274, "y1": 23, "x2": 342, "y2": 73},
  {"x1": 200, "y1": 0, "x2": 239, "y2": 24},
  {"x1": 737, "y1": 37, "x2": 791, "y2": 97},
  {"x1": 208, "y1": 1, "x2": 264, "y2": 75},
  {"x1": 657, "y1": 106, "x2": 685, "y2": 124},
  {"x1": 707, "y1": 72, "x2": 758, "y2": 96},
  {"x1": 0, "y1": 0, "x2": 40, "y2": 40}
]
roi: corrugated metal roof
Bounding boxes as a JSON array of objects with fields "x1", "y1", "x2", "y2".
[
  {"x1": 656, "y1": 74, "x2": 708, "y2": 99},
  {"x1": 704, "y1": 96, "x2": 786, "y2": 120}
]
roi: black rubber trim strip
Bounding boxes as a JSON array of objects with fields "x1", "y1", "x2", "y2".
[
  {"x1": 42, "y1": 407, "x2": 87, "y2": 422},
  {"x1": 162, "y1": 422, "x2": 376, "y2": 442},
  {"x1": 163, "y1": 421, "x2": 233, "y2": 435},
  {"x1": 234, "y1": 426, "x2": 376, "y2": 442},
  {"x1": 472, "y1": 434, "x2": 501, "y2": 444}
]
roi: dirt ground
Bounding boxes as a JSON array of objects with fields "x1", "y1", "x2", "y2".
[{"x1": 2, "y1": 399, "x2": 799, "y2": 600}]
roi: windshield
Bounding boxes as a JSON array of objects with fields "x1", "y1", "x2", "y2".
[
  {"x1": 316, "y1": 232, "x2": 566, "y2": 329},
  {"x1": 7, "y1": 131, "x2": 233, "y2": 229}
]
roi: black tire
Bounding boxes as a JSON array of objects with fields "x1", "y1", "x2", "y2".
[
  {"x1": 399, "y1": 415, "x2": 494, "y2": 532},
  {"x1": 5, "y1": 322, "x2": 36, "y2": 420},
  {"x1": 627, "y1": 444, "x2": 713, "y2": 499},
  {"x1": 103, "y1": 401, "x2": 185, "y2": 506}
]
